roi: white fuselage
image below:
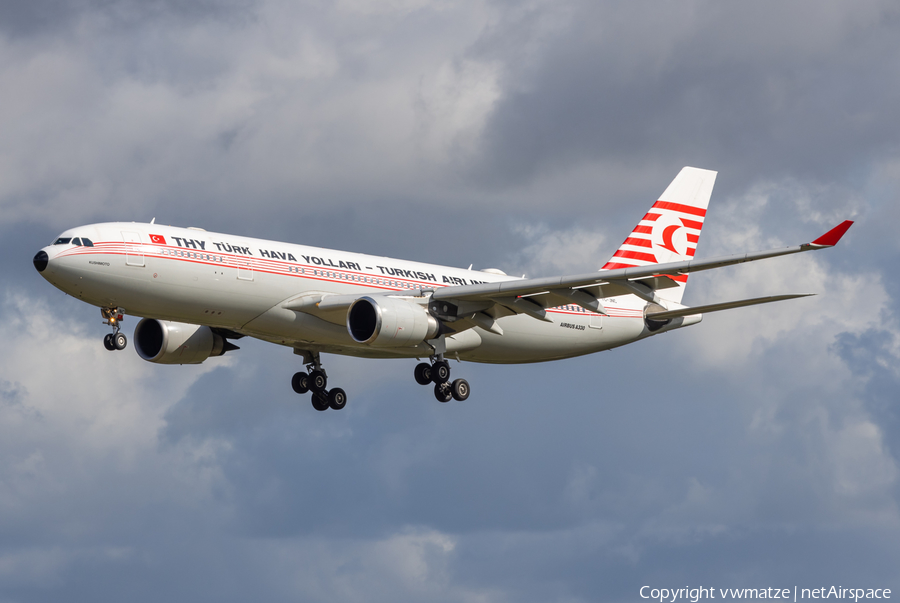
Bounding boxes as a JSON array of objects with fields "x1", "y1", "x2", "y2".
[{"x1": 36, "y1": 222, "x2": 670, "y2": 364}]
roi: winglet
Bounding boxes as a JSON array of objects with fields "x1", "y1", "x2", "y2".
[{"x1": 810, "y1": 220, "x2": 854, "y2": 247}]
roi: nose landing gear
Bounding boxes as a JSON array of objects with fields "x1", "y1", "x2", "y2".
[
  {"x1": 415, "y1": 356, "x2": 470, "y2": 402},
  {"x1": 291, "y1": 351, "x2": 347, "y2": 411},
  {"x1": 101, "y1": 307, "x2": 127, "y2": 351}
]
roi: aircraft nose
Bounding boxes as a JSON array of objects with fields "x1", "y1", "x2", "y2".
[{"x1": 33, "y1": 250, "x2": 49, "y2": 272}]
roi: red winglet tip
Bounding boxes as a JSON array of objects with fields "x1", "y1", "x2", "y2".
[{"x1": 811, "y1": 220, "x2": 854, "y2": 247}]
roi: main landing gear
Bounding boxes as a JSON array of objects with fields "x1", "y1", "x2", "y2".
[
  {"x1": 101, "y1": 307, "x2": 127, "y2": 351},
  {"x1": 415, "y1": 356, "x2": 470, "y2": 403},
  {"x1": 291, "y1": 352, "x2": 347, "y2": 411}
]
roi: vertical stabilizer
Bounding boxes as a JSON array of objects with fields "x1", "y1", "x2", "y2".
[{"x1": 601, "y1": 166, "x2": 717, "y2": 304}]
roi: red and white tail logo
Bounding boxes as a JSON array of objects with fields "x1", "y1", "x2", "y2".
[{"x1": 601, "y1": 166, "x2": 717, "y2": 304}]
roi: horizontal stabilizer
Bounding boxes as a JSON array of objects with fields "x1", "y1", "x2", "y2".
[{"x1": 645, "y1": 294, "x2": 814, "y2": 320}]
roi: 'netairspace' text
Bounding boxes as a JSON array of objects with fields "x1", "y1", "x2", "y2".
[{"x1": 640, "y1": 586, "x2": 891, "y2": 602}]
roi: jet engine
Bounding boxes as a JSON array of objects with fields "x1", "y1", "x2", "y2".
[
  {"x1": 134, "y1": 318, "x2": 236, "y2": 364},
  {"x1": 347, "y1": 296, "x2": 440, "y2": 347}
]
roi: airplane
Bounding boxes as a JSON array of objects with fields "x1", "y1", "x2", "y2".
[{"x1": 32, "y1": 167, "x2": 852, "y2": 411}]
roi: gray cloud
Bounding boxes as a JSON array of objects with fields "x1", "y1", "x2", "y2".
[
  {"x1": 0, "y1": 0, "x2": 255, "y2": 37},
  {"x1": 474, "y1": 1, "x2": 900, "y2": 192},
  {"x1": 2, "y1": 0, "x2": 900, "y2": 600}
]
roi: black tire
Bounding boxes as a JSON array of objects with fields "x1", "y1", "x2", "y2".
[
  {"x1": 451, "y1": 378, "x2": 470, "y2": 401},
  {"x1": 432, "y1": 360, "x2": 451, "y2": 384},
  {"x1": 414, "y1": 363, "x2": 432, "y2": 385},
  {"x1": 309, "y1": 370, "x2": 327, "y2": 392},
  {"x1": 113, "y1": 332, "x2": 127, "y2": 350},
  {"x1": 434, "y1": 382, "x2": 452, "y2": 403},
  {"x1": 311, "y1": 392, "x2": 330, "y2": 411},
  {"x1": 291, "y1": 371, "x2": 310, "y2": 394},
  {"x1": 328, "y1": 388, "x2": 347, "y2": 410},
  {"x1": 103, "y1": 334, "x2": 115, "y2": 351}
]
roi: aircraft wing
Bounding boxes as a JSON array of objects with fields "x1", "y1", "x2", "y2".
[
  {"x1": 282, "y1": 290, "x2": 427, "y2": 326},
  {"x1": 429, "y1": 221, "x2": 853, "y2": 326}
]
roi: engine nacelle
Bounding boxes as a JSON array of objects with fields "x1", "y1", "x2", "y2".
[
  {"x1": 134, "y1": 319, "x2": 230, "y2": 364},
  {"x1": 347, "y1": 296, "x2": 440, "y2": 347}
]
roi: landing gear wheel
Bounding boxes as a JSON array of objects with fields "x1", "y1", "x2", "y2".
[
  {"x1": 291, "y1": 371, "x2": 310, "y2": 394},
  {"x1": 432, "y1": 360, "x2": 451, "y2": 384},
  {"x1": 414, "y1": 363, "x2": 432, "y2": 385},
  {"x1": 113, "y1": 332, "x2": 127, "y2": 350},
  {"x1": 103, "y1": 333, "x2": 115, "y2": 351},
  {"x1": 434, "y1": 382, "x2": 452, "y2": 403},
  {"x1": 450, "y1": 378, "x2": 470, "y2": 401},
  {"x1": 311, "y1": 392, "x2": 330, "y2": 411},
  {"x1": 309, "y1": 370, "x2": 327, "y2": 392},
  {"x1": 328, "y1": 388, "x2": 347, "y2": 410}
]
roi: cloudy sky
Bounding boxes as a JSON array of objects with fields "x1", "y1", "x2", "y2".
[{"x1": 2, "y1": 0, "x2": 900, "y2": 601}]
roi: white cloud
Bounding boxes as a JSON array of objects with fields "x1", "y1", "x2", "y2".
[
  {"x1": 0, "y1": 288, "x2": 233, "y2": 580},
  {"x1": 503, "y1": 223, "x2": 608, "y2": 277}
]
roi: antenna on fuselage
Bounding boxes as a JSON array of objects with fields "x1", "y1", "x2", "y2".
[{"x1": 150, "y1": 217, "x2": 156, "y2": 224}]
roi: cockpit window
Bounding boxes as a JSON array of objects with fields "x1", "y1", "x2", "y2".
[
  {"x1": 81, "y1": 238, "x2": 94, "y2": 247},
  {"x1": 71, "y1": 238, "x2": 81, "y2": 246},
  {"x1": 54, "y1": 237, "x2": 71, "y2": 245}
]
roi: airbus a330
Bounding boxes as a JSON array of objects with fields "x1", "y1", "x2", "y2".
[{"x1": 33, "y1": 167, "x2": 852, "y2": 410}]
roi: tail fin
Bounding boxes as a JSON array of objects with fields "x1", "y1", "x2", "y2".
[{"x1": 601, "y1": 166, "x2": 717, "y2": 304}]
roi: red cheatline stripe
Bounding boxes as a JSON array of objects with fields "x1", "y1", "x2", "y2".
[
  {"x1": 602, "y1": 262, "x2": 637, "y2": 270},
  {"x1": 613, "y1": 249, "x2": 657, "y2": 262},
  {"x1": 680, "y1": 218, "x2": 703, "y2": 230},
  {"x1": 687, "y1": 233, "x2": 700, "y2": 243},
  {"x1": 643, "y1": 213, "x2": 661, "y2": 222},
  {"x1": 622, "y1": 237, "x2": 652, "y2": 248},
  {"x1": 633, "y1": 225, "x2": 653, "y2": 234},
  {"x1": 652, "y1": 200, "x2": 707, "y2": 217}
]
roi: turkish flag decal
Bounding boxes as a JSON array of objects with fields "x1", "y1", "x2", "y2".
[{"x1": 150, "y1": 234, "x2": 166, "y2": 245}]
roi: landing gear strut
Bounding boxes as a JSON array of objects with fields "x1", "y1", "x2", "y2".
[
  {"x1": 415, "y1": 355, "x2": 470, "y2": 402},
  {"x1": 291, "y1": 351, "x2": 347, "y2": 411},
  {"x1": 101, "y1": 307, "x2": 127, "y2": 351}
]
